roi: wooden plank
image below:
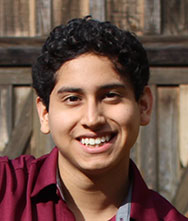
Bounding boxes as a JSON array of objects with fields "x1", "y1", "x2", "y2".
[
  {"x1": 144, "y1": 0, "x2": 161, "y2": 34},
  {"x1": 89, "y1": 0, "x2": 105, "y2": 21},
  {"x1": 1, "y1": 91, "x2": 33, "y2": 158},
  {"x1": 138, "y1": 85, "x2": 158, "y2": 190},
  {"x1": 179, "y1": 85, "x2": 188, "y2": 167},
  {"x1": 0, "y1": 68, "x2": 32, "y2": 85},
  {"x1": 57, "y1": 0, "x2": 89, "y2": 25},
  {"x1": 0, "y1": 0, "x2": 30, "y2": 36},
  {"x1": 0, "y1": 37, "x2": 44, "y2": 65},
  {"x1": 0, "y1": 85, "x2": 12, "y2": 151},
  {"x1": 106, "y1": 0, "x2": 145, "y2": 33},
  {"x1": 150, "y1": 67, "x2": 188, "y2": 85},
  {"x1": 158, "y1": 87, "x2": 180, "y2": 201},
  {"x1": 173, "y1": 166, "x2": 188, "y2": 215},
  {"x1": 79, "y1": 0, "x2": 90, "y2": 17},
  {"x1": 29, "y1": 0, "x2": 36, "y2": 36},
  {"x1": 145, "y1": 44, "x2": 188, "y2": 66},
  {"x1": 35, "y1": 0, "x2": 52, "y2": 36},
  {"x1": 0, "y1": 46, "x2": 41, "y2": 66},
  {"x1": 1, "y1": 37, "x2": 188, "y2": 65},
  {"x1": 52, "y1": 0, "x2": 64, "y2": 27},
  {"x1": 162, "y1": 0, "x2": 188, "y2": 35},
  {"x1": 13, "y1": 87, "x2": 31, "y2": 127},
  {"x1": 0, "y1": 0, "x2": 15, "y2": 35}
]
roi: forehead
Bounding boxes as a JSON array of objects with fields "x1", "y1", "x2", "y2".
[{"x1": 54, "y1": 53, "x2": 128, "y2": 89}]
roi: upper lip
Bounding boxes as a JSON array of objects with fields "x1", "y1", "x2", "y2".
[{"x1": 76, "y1": 132, "x2": 117, "y2": 140}]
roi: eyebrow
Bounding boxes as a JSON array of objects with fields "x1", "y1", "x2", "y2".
[
  {"x1": 57, "y1": 83, "x2": 127, "y2": 94},
  {"x1": 57, "y1": 87, "x2": 83, "y2": 94},
  {"x1": 99, "y1": 83, "x2": 126, "y2": 90}
]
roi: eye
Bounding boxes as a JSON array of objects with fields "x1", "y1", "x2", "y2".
[
  {"x1": 105, "y1": 92, "x2": 119, "y2": 98},
  {"x1": 64, "y1": 95, "x2": 82, "y2": 105},
  {"x1": 103, "y1": 91, "x2": 121, "y2": 103}
]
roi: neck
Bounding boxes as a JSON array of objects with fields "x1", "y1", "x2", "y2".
[{"x1": 58, "y1": 153, "x2": 130, "y2": 221}]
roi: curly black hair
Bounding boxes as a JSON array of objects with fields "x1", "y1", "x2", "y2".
[{"x1": 32, "y1": 16, "x2": 150, "y2": 109}]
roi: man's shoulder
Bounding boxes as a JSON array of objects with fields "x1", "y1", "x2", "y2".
[
  {"x1": 130, "y1": 160, "x2": 188, "y2": 220},
  {"x1": 147, "y1": 189, "x2": 188, "y2": 220},
  {"x1": 0, "y1": 149, "x2": 54, "y2": 173},
  {"x1": 0, "y1": 154, "x2": 35, "y2": 170}
]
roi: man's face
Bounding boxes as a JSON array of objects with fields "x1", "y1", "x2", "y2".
[{"x1": 37, "y1": 53, "x2": 152, "y2": 174}]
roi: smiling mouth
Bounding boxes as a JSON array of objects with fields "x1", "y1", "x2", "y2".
[{"x1": 78, "y1": 134, "x2": 116, "y2": 147}]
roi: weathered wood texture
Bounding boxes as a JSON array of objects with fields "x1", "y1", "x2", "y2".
[
  {"x1": 173, "y1": 166, "x2": 188, "y2": 215},
  {"x1": 35, "y1": 0, "x2": 52, "y2": 36},
  {"x1": 150, "y1": 67, "x2": 188, "y2": 85},
  {"x1": 90, "y1": 0, "x2": 105, "y2": 21},
  {"x1": 0, "y1": 85, "x2": 12, "y2": 151},
  {"x1": 179, "y1": 85, "x2": 188, "y2": 167},
  {"x1": 162, "y1": 0, "x2": 188, "y2": 35},
  {"x1": 1, "y1": 37, "x2": 188, "y2": 66},
  {"x1": 1, "y1": 0, "x2": 188, "y2": 37},
  {"x1": 143, "y1": 0, "x2": 161, "y2": 34},
  {"x1": 158, "y1": 87, "x2": 180, "y2": 201},
  {"x1": 0, "y1": 0, "x2": 30, "y2": 36},
  {"x1": 1, "y1": 91, "x2": 33, "y2": 158},
  {"x1": 106, "y1": 0, "x2": 145, "y2": 33},
  {"x1": 53, "y1": 0, "x2": 89, "y2": 27},
  {"x1": 0, "y1": 68, "x2": 32, "y2": 84}
]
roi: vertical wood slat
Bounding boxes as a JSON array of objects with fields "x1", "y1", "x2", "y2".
[
  {"x1": 13, "y1": 87, "x2": 31, "y2": 127},
  {"x1": 1, "y1": 91, "x2": 33, "y2": 158},
  {"x1": 106, "y1": 0, "x2": 145, "y2": 34},
  {"x1": 52, "y1": 0, "x2": 64, "y2": 27},
  {"x1": 89, "y1": 0, "x2": 105, "y2": 21},
  {"x1": 162, "y1": 0, "x2": 188, "y2": 35},
  {"x1": 29, "y1": 0, "x2": 36, "y2": 36},
  {"x1": 179, "y1": 85, "x2": 188, "y2": 167},
  {"x1": 36, "y1": 0, "x2": 52, "y2": 36},
  {"x1": 79, "y1": 0, "x2": 90, "y2": 17},
  {"x1": 173, "y1": 165, "x2": 188, "y2": 216},
  {"x1": 144, "y1": 0, "x2": 161, "y2": 34},
  {"x1": 53, "y1": 0, "x2": 89, "y2": 26},
  {"x1": 158, "y1": 87, "x2": 180, "y2": 201},
  {"x1": 0, "y1": 0, "x2": 30, "y2": 36},
  {"x1": 0, "y1": 85, "x2": 12, "y2": 151},
  {"x1": 139, "y1": 85, "x2": 158, "y2": 190}
]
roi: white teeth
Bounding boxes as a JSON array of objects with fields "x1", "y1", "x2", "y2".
[
  {"x1": 80, "y1": 135, "x2": 111, "y2": 146},
  {"x1": 89, "y1": 138, "x2": 95, "y2": 145},
  {"x1": 85, "y1": 138, "x2": 89, "y2": 145},
  {"x1": 95, "y1": 138, "x2": 101, "y2": 145},
  {"x1": 101, "y1": 137, "x2": 105, "y2": 142},
  {"x1": 105, "y1": 136, "x2": 110, "y2": 142}
]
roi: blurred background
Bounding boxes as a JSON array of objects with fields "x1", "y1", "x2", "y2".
[{"x1": 0, "y1": 0, "x2": 188, "y2": 216}]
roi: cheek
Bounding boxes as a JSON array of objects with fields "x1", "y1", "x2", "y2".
[
  {"x1": 107, "y1": 104, "x2": 140, "y2": 127},
  {"x1": 48, "y1": 110, "x2": 78, "y2": 135}
]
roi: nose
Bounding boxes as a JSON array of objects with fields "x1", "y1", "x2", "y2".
[{"x1": 80, "y1": 99, "x2": 105, "y2": 130}]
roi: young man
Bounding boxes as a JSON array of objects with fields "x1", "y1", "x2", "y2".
[{"x1": 0, "y1": 17, "x2": 187, "y2": 221}]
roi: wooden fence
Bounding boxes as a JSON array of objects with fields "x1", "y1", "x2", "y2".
[{"x1": 0, "y1": 0, "x2": 188, "y2": 216}]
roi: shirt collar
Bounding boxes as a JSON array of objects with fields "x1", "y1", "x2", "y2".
[
  {"x1": 129, "y1": 160, "x2": 156, "y2": 219},
  {"x1": 30, "y1": 147, "x2": 58, "y2": 198}
]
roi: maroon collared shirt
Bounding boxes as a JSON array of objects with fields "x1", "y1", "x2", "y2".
[{"x1": 0, "y1": 147, "x2": 187, "y2": 220}]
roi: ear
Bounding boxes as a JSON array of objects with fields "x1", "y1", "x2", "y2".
[
  {"x1": 36, "y1": 97, "x2": 50, "y2": 134},
  {"x1": 138, "y1": 86, "x2": 153, "y2": 126}
]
